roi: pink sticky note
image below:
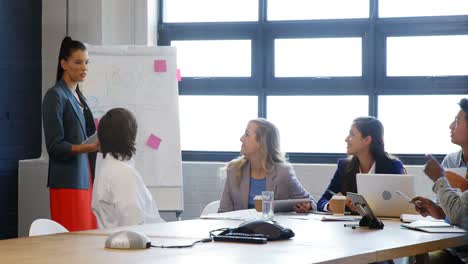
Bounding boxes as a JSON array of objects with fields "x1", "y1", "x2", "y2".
[
  {"x1": 176, "y1": 68, "x2": 182, "y2": 81},
  {"x1": 154, "y1": 60, "x2": 167, "y2": 72},
  {"x1": 146, "y1": 134, "x2": 162, "y2": 150},
  {"x1": 94, "y1": 118, "x2": 100, "y2": 130}
]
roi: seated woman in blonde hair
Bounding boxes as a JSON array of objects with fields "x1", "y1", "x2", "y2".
[{"x1": 218, "y1": 118, "x2": 315, "y2": 213}]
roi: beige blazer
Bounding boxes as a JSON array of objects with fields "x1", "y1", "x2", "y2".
[{"x1": 218, "y1": 161, "x2": 315, "y2": 213}]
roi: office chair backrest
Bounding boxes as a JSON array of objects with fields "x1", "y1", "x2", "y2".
[
  {"x1": 29, "y1": 219, "x2": 69, "y2": 236},
  {"x1": 201, "y1": 200, "x2": 220, "y2": 216}
]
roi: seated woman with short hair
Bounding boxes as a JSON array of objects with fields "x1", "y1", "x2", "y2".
[
  {"x1": 92, "y1": 108, "x2": 164, "y2": 228},
  {"x1": 218, "y1": 118, "x2": 315, "y2": 213}
]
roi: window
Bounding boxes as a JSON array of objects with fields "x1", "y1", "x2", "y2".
[
  {"x1": 163, "y1": 0, "x2": 258, "y2": 22},
  {"x1": 179, "y1": 96, "x2": 257, "y2": 151},
  {"x1": 387, "y1": 35, "x2": 468, "y2": 76},
  {"x1": 275, "y1": 38, "x2": 362, "y2": 77},
  {"x1": 172, "y1": 40, "x2": 252, "y2": 77},
  {"x1": 379, "y1": 0, "x2": 468, "y2": 18},
  {"x1": 268, "y1": 96, "x2": 368, "y2": 153},
  {"x1": 379, "y1": 95, "x2": 463, "y2": 154},
  {"x1": 159, "y1": 0, "x2": 468, "y2": 164},
  {"x1": 268, "y1": 0, "x2": 369, "y2": 21}
]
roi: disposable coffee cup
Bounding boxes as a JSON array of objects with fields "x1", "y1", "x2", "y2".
[
  {"x1": 254, "y1": 195, "x2": 262, "y2": 212},
  {"x1": 329, "y1": 195, "x2": 346, "y2": 215}
]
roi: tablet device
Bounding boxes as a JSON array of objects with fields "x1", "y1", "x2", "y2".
[
  {"x1": 274, "y1": 198, "x2": 311, "y2": 212},
  {"x1": 82, "y1": 132, "x2": 98, "y2": 145},
  {"x1": 253, "y1": 196, "x2": 311, "y2": 213},
  {"x1": 347, "y1": 192, "x2": 384, "y2": 229}
]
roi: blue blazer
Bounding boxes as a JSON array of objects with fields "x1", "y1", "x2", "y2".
[
  {"x1": 317, "y1": 158, "x2": 404, "y2": 211},
  {"x1": 42, "y1": 79, "x2": 93, "y2": 189}
]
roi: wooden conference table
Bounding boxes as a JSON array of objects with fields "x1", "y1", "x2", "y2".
[{"x1": 0, "y1": 210, "x2": 466, "y2": 264}]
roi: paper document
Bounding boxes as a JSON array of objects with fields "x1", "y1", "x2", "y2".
[
  {"x1": 403, "y1": 220, "x2": 451, "y2": 228},
  {"x1": 402, "y1": 220, "x2": 466, "y2": 233},
  {"x1": 285, "y1": 213, "x2": 361, "y2": 222},
  {"x1": 400, "y1": 214, "x2": 444, "y2": 223},
  {"x1": 81, "y1": 133, "x2": 98, "y2": 145},
  {"x1": 200, "y1": 209, "x2": 260, "y2": 221}
]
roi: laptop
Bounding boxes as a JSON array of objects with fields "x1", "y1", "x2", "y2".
[{"x1": 356, "y1": 173, "x2": 416, "y2": 217}]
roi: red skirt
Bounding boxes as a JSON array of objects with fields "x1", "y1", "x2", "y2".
[{"x1": 49, "y1": 166, "x2": 97, "y2": 232}]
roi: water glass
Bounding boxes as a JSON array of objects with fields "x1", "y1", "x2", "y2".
[{"x1": 262, "y1": 191, "x2": 274, "y2": 220}]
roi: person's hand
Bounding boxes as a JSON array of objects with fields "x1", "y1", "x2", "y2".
[
  {"x1": 410, "y1": 196, "x2": 446, "y2": 219},
  {"x1": 71, "y1": 140, "x2": 100, "y2": 155},
  {"x1": 424, "y1": 154, "x2": 445, "y2": 182},
  {"x1": 89, "y1": 140, "x2": 100, "y2": 152},
  {"x1": 294, "y1": 202, "x2": 312, "y2": 213}
]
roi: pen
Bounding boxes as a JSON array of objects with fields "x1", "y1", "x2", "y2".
[
  {"x1": 395, "y1": 190, "x2": 415, "y2": 204},
  {"x1": 344, "y1": 223, "x2": 360, "y2": 229}
]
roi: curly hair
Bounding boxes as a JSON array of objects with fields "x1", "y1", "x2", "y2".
[{"x1": 98, "y1": 108, "x2": 137, "y2": 161}]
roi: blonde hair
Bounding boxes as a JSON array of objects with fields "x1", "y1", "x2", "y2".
[{"x1": 227, "y1": 118, "x2": 285, "y2": 183}]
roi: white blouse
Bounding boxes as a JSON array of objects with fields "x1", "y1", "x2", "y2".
[{"x1": 92, "y1": 154, "x2": 164, "y2": 228}]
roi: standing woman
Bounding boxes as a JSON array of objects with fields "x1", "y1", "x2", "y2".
[
  {"x1": 317, "y1": 116, "x2": 404, "y2": 213},
  {"x1": 42, "y1": 36, "x2": 99, "y2": 231},
  {"x1": 218, "y1": 118, "x2": 315, "y2": 213}
]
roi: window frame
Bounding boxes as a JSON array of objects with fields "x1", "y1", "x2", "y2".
[{"x1": 158, "y1": 0, "x2": 468, "y2": 165}]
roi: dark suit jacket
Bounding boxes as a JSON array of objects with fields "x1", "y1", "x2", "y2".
[
  {"x1": 317, "y1": 158, "x2": 404, "y2": 211},
  {"x1": 42, "y1": 79, "x2": 95, "y2": 189},
  {"x1": 218, "y1": 161, "x2": 315, "y2": 213}
]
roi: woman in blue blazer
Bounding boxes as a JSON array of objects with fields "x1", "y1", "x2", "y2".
[
  {"x1": 42, "y1": 36, "x2": 99, "y2": 231},
  {"x1": 317, "y1": 116, "x2": 404, "y2": 213}
]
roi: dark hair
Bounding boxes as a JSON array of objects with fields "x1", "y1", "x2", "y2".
[
  {"x1": 353, "y1": 117, "x2": 386, "y2": 160},
  {"x1": 98, "y1": 108, "x2": 137, "y2": 161},
  {"x1": 459, "y1": 98, "x2": 468, "y2": 123},
  {"x1": 56, "y1": 36, "x2": 87, "y2": 82},
  {"x1": 345, "y1": 116, "x2": 398, "y2": 175}
]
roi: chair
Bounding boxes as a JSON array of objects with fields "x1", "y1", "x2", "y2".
[
  {"x1": 29, "y1": 219, "x2": 69, "y2": 236},
  {"x1": 200, "y1": 200, "x2": 220, "y2": 216}
]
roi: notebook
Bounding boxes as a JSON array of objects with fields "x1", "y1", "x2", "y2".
[
  {"x1": 402, "y1": 220, "x2": 466, "y2": 233},
  {"x1": 400, "y1": 214, "x2": 443, "y2": 223}
]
